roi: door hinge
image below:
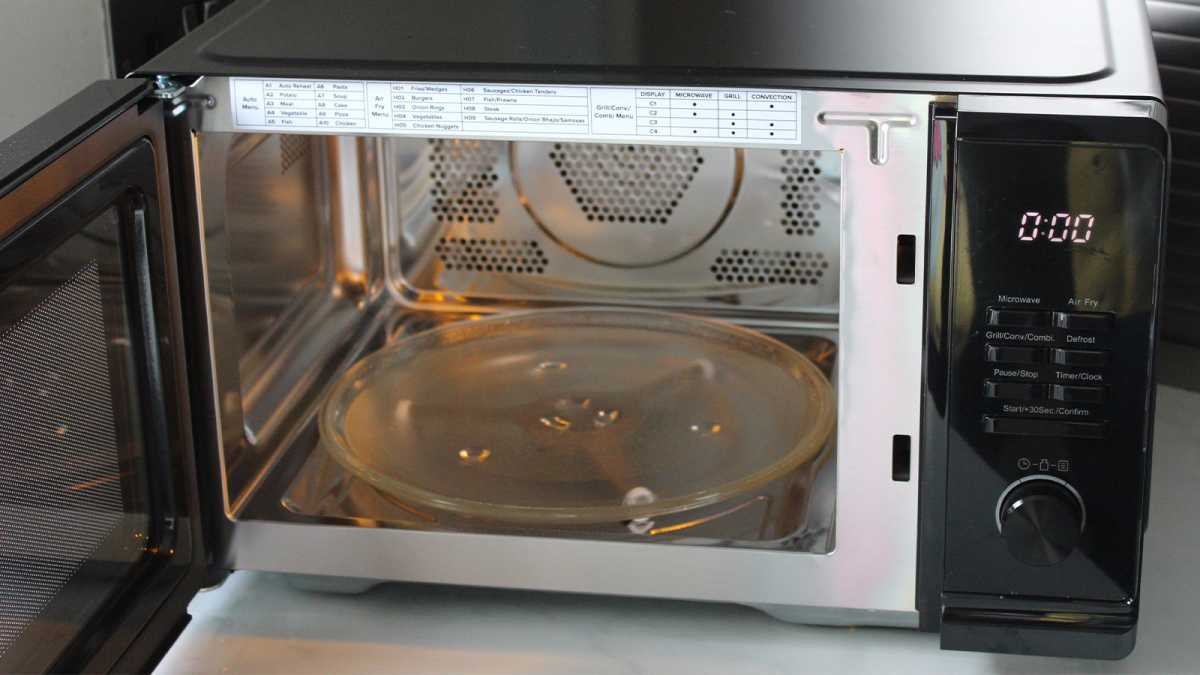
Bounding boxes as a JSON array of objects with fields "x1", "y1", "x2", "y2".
[{"x1": 151, "y1": 75, "x2": 187, "y2": 100}]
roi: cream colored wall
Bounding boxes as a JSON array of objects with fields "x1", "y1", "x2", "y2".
[{"x1": 0, "y1": 0, "x2": 113, "y2": 142}]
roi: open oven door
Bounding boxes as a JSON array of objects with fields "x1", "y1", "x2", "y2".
[{"x1": 0, "y1": 79, "x2": 205, "y2": 673}]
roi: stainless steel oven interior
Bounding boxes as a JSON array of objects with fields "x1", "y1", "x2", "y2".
[
  {"x1": 187, "y1": 85, "x2": 928, "y2": 620},
  {"x1": 203, "y1": 132, "x2": 842, "y2": 540}
]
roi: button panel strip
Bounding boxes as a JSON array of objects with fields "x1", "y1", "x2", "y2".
[{"x1": 982, "y1": 308, "x2": 1112, "y2": 436}]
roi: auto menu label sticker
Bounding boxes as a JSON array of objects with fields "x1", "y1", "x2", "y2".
[{"x1": 228, "y1": 78, "x2": 803, "y2": 145}]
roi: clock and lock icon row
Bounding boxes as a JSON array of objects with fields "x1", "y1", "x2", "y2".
[{"x1": 1017, "y1": 457, "x2": 1070, "y2": 473}]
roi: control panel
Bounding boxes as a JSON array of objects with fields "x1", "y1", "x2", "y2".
[
  {"x1": 981, "y1": 307, "x2": 1112, "y2": 440},
  {"x1": 941, "y1": 129, "x2": 1164, "y2": 605}
]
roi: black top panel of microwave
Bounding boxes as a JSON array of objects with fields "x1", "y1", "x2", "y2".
[{"x1": 137, "y1": 0, "x2": 1127, "y2": 88}]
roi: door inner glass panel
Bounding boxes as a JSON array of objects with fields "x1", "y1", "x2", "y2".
[{"x1": 0, "y1": 205, "x2": 153, "y2": 673}]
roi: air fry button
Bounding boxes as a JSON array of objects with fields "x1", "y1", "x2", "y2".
[{"x1": 1053, "y1": 311, "x2": 1114, "y2": 333}]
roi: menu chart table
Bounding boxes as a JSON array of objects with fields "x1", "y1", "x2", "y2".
[{"x1": 230, "y1": 78, "x2": 804, "y2": 145}]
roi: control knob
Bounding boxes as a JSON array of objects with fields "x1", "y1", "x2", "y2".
[{"x1": 998, "y1": 479, "x2": 1084, "y2": 566}]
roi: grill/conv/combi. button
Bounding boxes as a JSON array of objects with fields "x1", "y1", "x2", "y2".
[
  {"x1": 985, "y1": 344, "x2": 1045, "y2": 364},
  {"x1": 983, "y1": 416, "x2": 1107, "y2": 438},
  {"x1": 1049, "y1": 384, "x2": 1106, "y2": 403},
  {"x1": 987, "y1": 308, "x2": 1050, "y2": 328},
  {"x1": 1053, "y1": 311, "x2": 1114, "y2": 333},
  {"x1": 1051, "y1": 348, "x2": 1109, "y2": 368},
  {"x1": 983, "y1": 381, "x2": 1047, "y2": 399}
]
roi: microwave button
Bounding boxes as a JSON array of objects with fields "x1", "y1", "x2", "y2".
[
  {"x1": 1049, "y1": 384, "x2": 1106, "y2": 404},
  {"x1": 1051, "y1": 348, "x2": 1109, "y2": 368},
  {"x1": 1053, "y1": 311, "x2": 1114, "y2": 333},
  {"x1": 986, "y1": 308, "x2": 1050, "y2": 328},
  {"x1": 983, "y1": 381, "x2": 1046, "y2": 400},
  {"x1": 985, "y1": 344, "x2": 1045, "y2": 364},
  {"x1": 983, "y1": 416, "x2": 1107, "y2": 438}
]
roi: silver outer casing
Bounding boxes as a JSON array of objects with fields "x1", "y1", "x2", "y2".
[{"x1": 185, "y1": 80, "x2": 1166, "y2": 625}]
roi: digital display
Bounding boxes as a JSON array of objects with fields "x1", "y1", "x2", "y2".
[
  {"x1": 956, "y1": 140, "x2": 1164, "y2": 265},
  {"x1": 1017, "y1": 212, "x2": 1094, "y2": 244}
]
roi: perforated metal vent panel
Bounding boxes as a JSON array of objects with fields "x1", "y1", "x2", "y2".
[
  {"x1": 429, "y1": 139, "x2": 501, "y2": 224},
  {"x1": 0, "y1": 261, "x2": 126, "y2": 660},
  {"x1": 389, "y1": 137, "x2": 841, "y2": 310},
  {"x1": 780, "y1": 150, "x2": 824, "y2": 236},
  {"x1": 279, "y1": 134, "x2": 309, "y2": 174},
  {"x1": 711, "y1": 249, "x2": 830, "y2": 286},
  {"x1": 435, "y1": 237, "x2": 547, "y2": 274},
  {"x1": 548, "y1": 143, "x2": 702, "y2": 225}
]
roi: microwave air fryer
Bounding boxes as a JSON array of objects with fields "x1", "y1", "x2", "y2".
[{"x1": 0, "y1": 0, "x2": 1170, "y2": 669}]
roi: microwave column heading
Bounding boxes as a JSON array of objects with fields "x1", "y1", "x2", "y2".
[{"x1": 228, "y1": 78, "x2": 803, "y2": 145}]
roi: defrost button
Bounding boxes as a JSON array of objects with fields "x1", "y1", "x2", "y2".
[{"x1": 1052, "y1": 348, "x2": 1109, "y2": 368}]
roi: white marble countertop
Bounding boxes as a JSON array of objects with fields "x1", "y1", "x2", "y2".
[{"x1": 156, "y1": 385, "x2": 1200, "y2": 674}]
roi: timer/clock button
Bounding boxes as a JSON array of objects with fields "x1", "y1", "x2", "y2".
[
  {"x1": 1052, "y1": 348, "x2": 1109, "y2": 368},
  {"x1": 985, "y1": 344, "x2": 1045, "y2": 364},
  {"x1": 1053, "y1": 311, "x2": 1114, "y2": 333},
  {"x1": 1049, "y1": 384, "x2": 1106, "y2": 403},
  {"x1": 987, "y1": 308, "x2": 1050, "y2": 328},
  {"x1": 984, "y1": 381, "x2": 1046, "y2": 399}
]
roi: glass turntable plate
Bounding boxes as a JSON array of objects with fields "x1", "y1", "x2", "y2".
[{"x1": 320, "y1": 308, "x2": 834, "y2": 524}]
